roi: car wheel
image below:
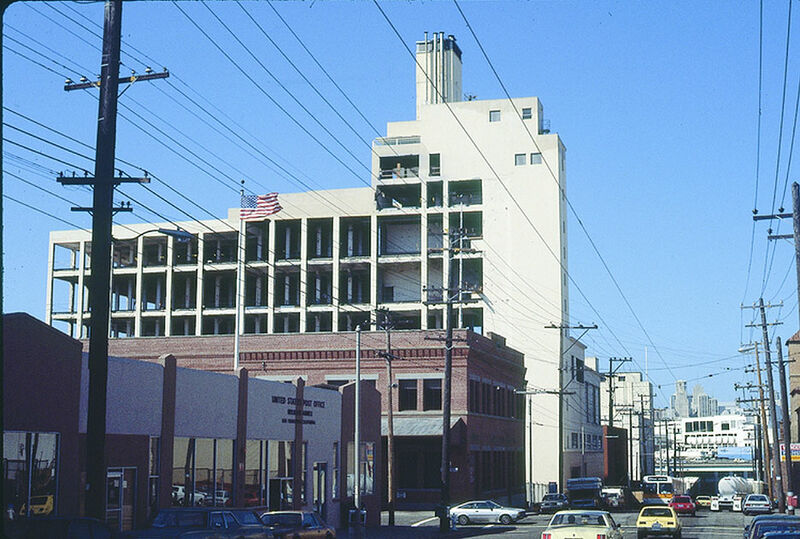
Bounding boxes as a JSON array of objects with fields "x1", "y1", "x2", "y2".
[
  {"x1": 325, "y1": 534, "x2": 333, "y2": 539},
  {"x1": 458, "y1": 515, "x2": 469, "y2": 526},
  {"x1": 637, "y1": 531, "x2": 646, "y2": 539},
  {"x1": 499, "y1": 514, "x2": 512, "y2": 525},
  {"x1": 674, "y1": 531, "x2": 681, "y2": 539}
]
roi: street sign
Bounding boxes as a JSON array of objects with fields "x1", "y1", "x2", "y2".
[{"x1": 780, "y1": 443, "x2": 800, "y2": 462}]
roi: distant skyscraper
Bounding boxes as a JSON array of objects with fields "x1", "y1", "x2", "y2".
[{"x1": 672, "y1": 380, "x2": 690, "y2": 417}]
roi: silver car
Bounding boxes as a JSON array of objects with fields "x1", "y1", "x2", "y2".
[
  {"x1": 540, "y1": 493, "x2": 570, "y2": 513},
  {"x1": 449, "y1": 500, "x2": 526, "y2": 525}
]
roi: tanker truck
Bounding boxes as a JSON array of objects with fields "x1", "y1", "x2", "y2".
[{"x1": 710, "y1": 476, "x2": 752, "y2": 511}]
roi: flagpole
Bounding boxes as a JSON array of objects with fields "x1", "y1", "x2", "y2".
[{"x1": 234, "y1": 187, "x2": 245, "y2": 371}]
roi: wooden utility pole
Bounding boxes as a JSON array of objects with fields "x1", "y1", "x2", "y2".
[
  {"x1": 759, "y1": 299, "x2": 786, "y2": 512},
  {"x1": 755, "y1": 344, "x2": 774, "y2": 499},
  {"x1": 54, "y1": 0, "x2": 168, "y2": 521},
  {"x1": 606, "y1": 357, "x2": 632, "y2": 428},
  {"x1": 777, "y1": 337, "x2": 794, "y2": 498},
  {"x1": 377, "y1": 309, "x2": 397, "y2": 526}
]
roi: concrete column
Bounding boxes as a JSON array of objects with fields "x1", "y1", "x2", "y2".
[
  {"x1": 267, "y1": 223, "x2": 276, "y2": 333},
  {"x1": 332, "y1": 217, "x2": 341, "y2": 331},
  {"x1": 76, "y1": 240, "x2": 86, "y2": 338},
  {"x1": 234, "y1": 367, "x2": 249, "y2": 507},
  {"x1": 370, "y1": 215, "x2": 378, "y2": 310},
  {"x1": 421, "y1": 211, "x2": 429, "y2": 329},
  {"x1": 158, "y1": 353, "x2": 177, "y2": 510},
  {"x1": 134, "y1": 236, "x2": 144, "y2": 337},
  {"x1": 299, "y1": 219, "x2": 308, "y2": 331},
  {"x1": 292, "y1": 378, "x2": 306, "y2": 510},
  {"x1": 165, "y1": 237, "x2": 175, "y2": 336},
  {"x1": 195, "y1": 233, "x2": 205, "y2": 336},
  {"x1": 45, "y1": 241, "x2": 56, "y2": 325},
  {"x1": 256, "y1": 226, "x2": 264, "y2": 261}
]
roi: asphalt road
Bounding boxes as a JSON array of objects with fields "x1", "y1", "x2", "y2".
[{"x1": 334, "y1": 508, "x2": 761, "y2": 537}]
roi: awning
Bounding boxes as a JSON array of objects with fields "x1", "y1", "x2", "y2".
[{"x1": 380, "y1": 416, "x2": 462, "y2": 437}]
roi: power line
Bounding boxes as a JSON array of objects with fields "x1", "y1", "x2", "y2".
[{"x1": 450, "y1": 0, "x2": 678, "y2": 388}]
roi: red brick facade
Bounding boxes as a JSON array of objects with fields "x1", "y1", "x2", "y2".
[{"x1": 101, "y1": 329, "x2": 527, "y2": 507}]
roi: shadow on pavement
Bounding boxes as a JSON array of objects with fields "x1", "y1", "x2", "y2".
[{"x1": 335, "y1": 525, "x2": 518, "y2": 538}]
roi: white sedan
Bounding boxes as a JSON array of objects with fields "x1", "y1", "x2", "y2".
[
  {"x1": 541, "y1": 510, "x2": 623, "y2": 539},
  {"x1": 449, "y1": 500, "x2": 526, "y2": 525}
]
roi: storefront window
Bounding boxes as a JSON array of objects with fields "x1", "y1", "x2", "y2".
[
  {"x1": 148, "y1": 437, "x2": 159, "y2": 519},
  {"x1": 3, "y1": 432, "x2": 59, "y2": 517},
  {"x1": 171, "y1": 437, "x2": 233, "y2": 507},
  {"x1": 244, "y1": 440, "x2": 263, "y2": 507},
  {"x1": 346, "y1": 442, "x2": 375, "y2": 496}
]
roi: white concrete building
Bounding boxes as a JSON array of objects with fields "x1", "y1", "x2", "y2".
[
  {"x1": 562, "y1": 353, "x2": 605, "y2": 479},
  {"x1": 664, "y1": 414, "x2": 758, "y2": 461},
  {"x1": 45, "y1": 34, "x2": 575, "y2": 488},
  {"x1": 599, "y1": 370, "x2": 655, "y2": 481}
]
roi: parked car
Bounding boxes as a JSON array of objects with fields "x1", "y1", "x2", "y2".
[
  {"x1": 601, "y1": 488, "x2": 625, "y2": 510},
  {"x1": 669, "y1": 495, "x2": 696, "y2": 516},
  {"x1": 744, "y1": 515, "x2": 800, "y2": 539},
  {"x1": 18, "y1": 494, "x2": 54, "y2": 517},
  {"x1": 540, "y1": 510, "x2": 623, "y2": 539},
  {"x1": 743, "y1": 494, "x2": 773, "y2": 516},
  {"x1": 258, "y1": 511, "x2": 335, "y2": 539},
  {"x1": 123, "y1": 507, "x2": 270, "y2": 538},
  {"x1": 694, "y1": 496, "x2": 712, "y2": 509},
  {"x1": 171, "y1": 485, "x2": 206, "y2": 506},
  {"x1": 203, "y1": 490, "x2": 231, "y2": 507},
  {"x1": 4, "y1": 516, "x2": 117, "y2": 539},
  {"x1": 448, "y1": 500, "x2": 526, "y2": 525},
  {"x1": 762, "y1": 533, "x2": 800, "y2": 539},
  {"x1": 540, "y1": 493, "x2": 570, "y2": 513},
  {"x1": 636, "y1": 505, "x2": 681, "y2": 539}
]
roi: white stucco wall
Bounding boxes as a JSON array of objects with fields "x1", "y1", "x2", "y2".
[
  {"x1": 79, "y1": 354, "x2": 163, "y2": 435},
  {"x1": 174, "y1": 367, "x2": 238, "y2": 439}
]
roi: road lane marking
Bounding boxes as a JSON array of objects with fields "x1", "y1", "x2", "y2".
[{"x1": 411, "y1": 516, "x2": 437, "y2": 527}]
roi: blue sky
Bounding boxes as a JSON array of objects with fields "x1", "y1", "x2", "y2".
[{"x1": 3, "y1": 1, "x2": 796, "y2": 405}]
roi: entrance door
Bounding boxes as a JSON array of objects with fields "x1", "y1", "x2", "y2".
[
  {"x1": 106, "y1": 468, "x2": 136, "y2": 532},
  {"x1": 313, "y1": 462, "x2": 327, "y2": 519}
]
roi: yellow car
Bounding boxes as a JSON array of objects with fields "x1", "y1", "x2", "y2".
[
  {"x1": 19, "y1": 494, "x2": 54, "y2": 516},
  {"x1": 694, "y1": 495, "x2": 711, "y2": 509},
  {"x1": 637, "y1": 505, "x2": 681, "y2": 539}
]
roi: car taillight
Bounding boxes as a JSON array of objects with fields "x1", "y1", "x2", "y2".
[
  {"x1": 597, "y1": 535, "x2": 607, "y2": 539},
  {"x1": 542, "y1": 534, "x2": 552, "y2": 539}
]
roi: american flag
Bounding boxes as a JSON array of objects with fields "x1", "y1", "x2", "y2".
[{"x1": 240, "y1": 193, "x2": 282, "y2": 221}]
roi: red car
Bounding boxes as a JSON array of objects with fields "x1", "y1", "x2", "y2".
[{"x1": 669, "y1": 495, "x2": 696, "y2": 516}]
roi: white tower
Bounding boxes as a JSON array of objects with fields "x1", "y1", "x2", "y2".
[{"x1": 415, "y1": 32, "x2": 463, "y2": 118}]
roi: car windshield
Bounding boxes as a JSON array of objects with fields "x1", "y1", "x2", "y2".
[
  {"x1": 543, "y1": 494, "x2": 562, "y2": 501},
  {"x1": 749, "y1": 495, "x2": 768, "y2": 502},
  {"x1": 231, "y1": 511, "x2": 260, "y2": 525},
  {"x1": 151, "y1": 510, "x2": 206, "y2": 528},
  {"x1": 486, "y1": 501, "x2": 502, "y2": 508},
  {"x1": 642, "y1": 508, "x2": 673, "y2": 517},
  {"x1": 261, "y1": 513, "x2": 302, "y2": 527},
  {"x1": 674, "y1": 496, "x2": 691, "y2": 503},
  {"x1": 550, "y1": 513, "x2": 606, "y2": 527}
]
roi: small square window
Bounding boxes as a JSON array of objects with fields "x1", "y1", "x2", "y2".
[
  {"x1": 530, "y1": 152, "x2": 542, "y2": 165},
  {"x1": 514, "y1": 154, "x2": 526, "y2": 166},
  {"x1": 489, "y1": 110, "x2": 501, "y2": 122},
  {"x1": 522, "y1": 107, "x2": 532, "y2": 120}
]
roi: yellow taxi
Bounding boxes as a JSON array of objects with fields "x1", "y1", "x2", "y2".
[
  {"x1": 19, "y1": 494, "x2": 54, "y2": 516},
  {"x1": 636, "y1": 505, "x2": 681, "y2": 539}
]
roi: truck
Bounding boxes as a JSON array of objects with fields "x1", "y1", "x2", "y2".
[
  {"x1": 711, "y1": 476, "x2": 752, "y2": 511},
  {"x1": 566, "y1": 477, "x2": 604, "y2": 509}
]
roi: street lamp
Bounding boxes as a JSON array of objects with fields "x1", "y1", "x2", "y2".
[{"x1": 114, "y1": 227, "x2": 195, "y2": 242}]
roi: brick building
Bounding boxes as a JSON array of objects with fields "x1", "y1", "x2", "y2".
[
  {"x1": 100, "y1": 328, "x2": 527, "y2": 508},
  {"x1": 3, "y1": 313, "x2": 381, "y2": 532}
]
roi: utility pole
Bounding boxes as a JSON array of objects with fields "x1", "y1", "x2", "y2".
[
  {"x1": 545, "y1": 322, "x2": 598, "y2": 487},
  {"x1": 376, "y1": 309, "x2": 397, "y2": 526},
  {"x1": 758, "y1": 299, "x2": 786, "y2": 512},
  {"x1": 742, "y1": 342, "x2": 774, "y2": 499},
  {"x1": 639, "y1": 394, "x2": 647, "y2": 478},
  {"x1": 54, "y1": 0, "x2": 166, "y2": 520},
  {"x1": 354, "y1": 324, "x2": 362, "y2": 531},
  {"x1": 777, "y1": 337, "x2": 794, "y2": 501},
  {"x1": 425, "y1": 226, "x2": 478, "y2": 532},
  {"x1": 664, "y1": 420, "x2": 670, "y2": 476},
  {"x1": 755, "y1": 181, "x2": 800, "y2": 335},
  {"x1": 607, "y1": 357, "x2": 632, "y2": 428}
]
